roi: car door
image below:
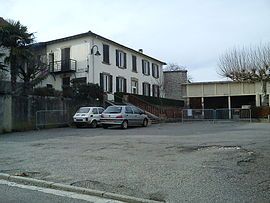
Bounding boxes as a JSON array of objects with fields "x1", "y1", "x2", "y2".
[
  {"x1": 97, "y1": 108, "x2": 104, "y2": 122},
  {"x1": 91, "y1": 108, "x2": 99, "y2": 121},
  {"x1": 132, "y1": 106, "x2": 143, "y2": 125},
  {"x1": 124, "y1": 106, "x2": 135, "y2": 126}
]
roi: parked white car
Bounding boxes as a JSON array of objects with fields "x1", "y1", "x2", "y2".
[{"x1": 73, "y1": 107, "x2": 104, "y2": 128}]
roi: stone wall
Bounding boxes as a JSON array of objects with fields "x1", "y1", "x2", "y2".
[{"x1": 163, "y1": 70, "x2": 188, "y2": 101}]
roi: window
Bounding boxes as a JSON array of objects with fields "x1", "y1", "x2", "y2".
[
  {"x1": 77, "y1": 107, "x2": 91, "y2": 113},
  {"x1": 98, "y1": 108, "x2": 104, "y2": 114},
  {"x1": 132, "y1": 55, "x2": 137, "y2": 72},
  {"x1": 104, "y1": 106, "x2": 122, "y2": 113},
  {"x1": 46, "y1": 84, "x2": 53, "y2": 88},
  {"x1": 100, "y1": 73, "x2": 112, "y2": 92},
  {"x1": 131, "y1": 79, "x2": 138, "y2": 94},
  {"x1": 142, "y1": 60, "x2": 150, "y2": 75},
  {"x1": 49, "y1": 53, "x2": 54, "y2": 71},
  {"x1": 62, "y1": 77, "x2": 70, "y2": 87},
  {"x1": 132, "y1": 107, "x2": 143, "y2": 114},
  {"x1": 61, "y1": 48, "x2": 70, "y2": 71},
  {"x1": 72, "y1": 77, "x2": 87, "y2": 86},
  {"x1": 142, "y1": 82, "x2": 151, "y2": 96},
  {"x1": 103, "y1": 44, "x2": 110, "y2": 64},
  {"x1": 125, "y1": 106, "x2": 133, "y2": 114},
  {"x1": 116, "y1": 77, "x2": 127, "y2": 92},
  {"x1": 116, "y1": 50, "x2": 126, "y2": 68},
  {"x1": 152, "y1": 63, "x2": 159, "y2": 78},
  {"x1": 152, "y1": 85, "x2": 160, "y2": 97},
  {"x1": 92, "y1": 108, "x2": 98, "y2": 114}
]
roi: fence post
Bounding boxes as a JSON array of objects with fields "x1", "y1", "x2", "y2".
[
  {"x1": 249, "y1": 109, "x2": 252, "y2": 123},
  {"x1": 182, "y1": 109, "x2": 184, "y2": 123}
]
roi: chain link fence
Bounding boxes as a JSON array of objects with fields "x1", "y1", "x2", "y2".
[
  {"x1": 182, "y1": 108, "x2": 252, "y2": 122},
  {"x1": 36, "y1": 110, "x2": 70, "y2": 129}
]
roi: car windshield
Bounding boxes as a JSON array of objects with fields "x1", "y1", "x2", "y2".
[
  {"x1": 104, "y1": 106, "x2": 122, "y2": 114},
  {"x1": 77, "y1": 107, "x2": 91, "y2": 113}
]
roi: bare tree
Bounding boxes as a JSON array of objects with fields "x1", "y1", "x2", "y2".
[
  {"x1": 164, "y1": 62, "x2": 192, "y2": 82},
  {"x1": 218, "y1": 43, "x2": 270, "y2": 106},
  {"x1": 164, "y1": 63, "x2": 187, "y2": 71}
]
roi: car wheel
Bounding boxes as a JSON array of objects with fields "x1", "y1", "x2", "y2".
[
  {"x1": 102, "y1": 124, "x2": 109, "y2": 129},
  {"x1": 121, "y1": 120, "x2": 128, "y2": 129},
  {"x1": 91, "y1": 120, "x2": 97, "y2": 128},
  {"x1": 142, "y1": 118, "x2": 148, "y2": 127}
]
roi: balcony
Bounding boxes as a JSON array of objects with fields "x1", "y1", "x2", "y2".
[{"x1": 49, "y1": 59, "x2": 77, "y2": 74}]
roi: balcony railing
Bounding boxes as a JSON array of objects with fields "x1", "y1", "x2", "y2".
[{"x1": 49, "y1": 59, "x2": 77, "y2": 73}]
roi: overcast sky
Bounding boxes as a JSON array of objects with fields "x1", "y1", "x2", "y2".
[{"x1": 1, "y1": 0, "x2": 270, "y2": 81}]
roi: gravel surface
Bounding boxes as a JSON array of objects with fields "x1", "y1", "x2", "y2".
[{"x1": 0, "y1": 122, "x2": 269, "y2": 202}]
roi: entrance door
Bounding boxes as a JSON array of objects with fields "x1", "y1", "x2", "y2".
[{"x1": 61, "y1": 48, "x2": 70, "y2": 71}]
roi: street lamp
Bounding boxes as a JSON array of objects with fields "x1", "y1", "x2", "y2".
[{"x1": 90, "y1": 45, "x2": 101, "y2": 56}]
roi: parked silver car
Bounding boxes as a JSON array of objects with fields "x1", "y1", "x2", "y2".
[
  {"x1": 73, "y1": 107, "x2": 104, "y2": 128},
  {"x1": 100, "y1": 105, "x2": 149, "y2": 129}
]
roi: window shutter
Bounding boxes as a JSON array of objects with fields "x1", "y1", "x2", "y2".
[
  {"x1": 109, "y1": 75, "x2": 113, "y2": 93},
  {"x1": 103, "y1": 44, "x2": 109, "y2": 64},
  {"x1": 124, "y1": 78, "x2": 127, "y2": 93},
  {"x1": 116, "y1": 77, "x2": 119, "y2": 92},
  {"x1": 148, "y1": 84, "x2": 151, "y2": 96},
  {"x1": 142, "y1": 83, "x2": 145, "y2": 95},
  {"x1": 100, "y1": 73, "x2": 104, "y2": 91},
  {"x1": 157, "y1": 66, "x2": 159, "y2": 78},
  {"x1": 116, "y1": 50, "x2": 119, "y2": 66},
  {"x1": 147, "y1": 62, "x2": 150, "y2": 75},
  {"x1": 152, "y1": 64, "x2": 155, "y2": 77},
  {"x1": 152, "y1": 85, "x2": 155, "y2": 97},
  {"x1": 142, "y1": 60, "x2": 145, "y2": 74},
  {"x1": 132, "y1": 55, "x2": 136, "y2": 71},
  {"x1": 157, "y1": 86, "x2": 160, "y2": 98},
  {"x1": 124, "y1": 53, "x2": 127, "y2": 68}
]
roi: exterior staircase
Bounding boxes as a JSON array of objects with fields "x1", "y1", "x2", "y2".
[{"x1": 123, "y1": 94, "x2": 183, "y2": 123}]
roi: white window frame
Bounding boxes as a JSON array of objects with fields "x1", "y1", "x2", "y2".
[
  {"x1": 103, "y1": 74, "x2": 110, "y2": 92},
  {"x1": 143, "y1": 60, "x2": 150, "y2": 75},
  {"x1": 152, "y1": 63, "x2": 159, "y2": 78},
  {"x1": 118, "y1": 51, "x2": 125, "y2": 68},
  {"x1": 153, "y1": 85, "x2": 159, "y2": 97},
  {"x1": 131, "y1": 79, "x2": 138, "y2": 94},
  {"x1": 143, "y1": 82, "x2": 150, "y2": 96},
  {"x1": 118, "y1": 77, "x2": 125, "y2": 92}
]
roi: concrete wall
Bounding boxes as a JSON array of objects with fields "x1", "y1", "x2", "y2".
[
  {"x1": 0, "y1": 95, "x2": 12, "y2": 133},
  {"x1": 0, "y1": 95, "x2": 98, "y2": 133},
  {"x1": 163, "y1": 70, "x2": 187, "y2": 100}
]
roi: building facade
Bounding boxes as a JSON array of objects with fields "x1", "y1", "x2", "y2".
[{"x1": 35, "y1": 31, "x2": 166, "y2": 100}]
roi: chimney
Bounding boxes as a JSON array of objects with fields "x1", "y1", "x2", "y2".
[{"x1": 138, "y1": 49, "x2": 143, "y2": 53}]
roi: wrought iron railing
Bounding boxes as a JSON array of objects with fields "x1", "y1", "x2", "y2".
[{"x1": 49, "y1": 59, "x2": 77, "y2": 73}]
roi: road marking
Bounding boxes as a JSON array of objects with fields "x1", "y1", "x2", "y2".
[{"x1": 0, "y1": 179, "x2": 124, "y2": 203}]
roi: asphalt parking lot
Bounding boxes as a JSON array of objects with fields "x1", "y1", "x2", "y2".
[{"x1": 0, "y1": 122, "x2": 269, "y2": 202}]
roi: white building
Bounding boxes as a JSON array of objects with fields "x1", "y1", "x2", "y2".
[{"x1": 35, "y1": 31, "x2": 166, "y2": 100}]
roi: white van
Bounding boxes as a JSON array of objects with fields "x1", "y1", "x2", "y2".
[{"x1": 73, "y1": 107, "x2": 104, "y2": 128}]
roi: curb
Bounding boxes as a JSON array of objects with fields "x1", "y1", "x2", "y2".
[{"x1": 0, "y1": 173, "x2": 163, "y2": 203}]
